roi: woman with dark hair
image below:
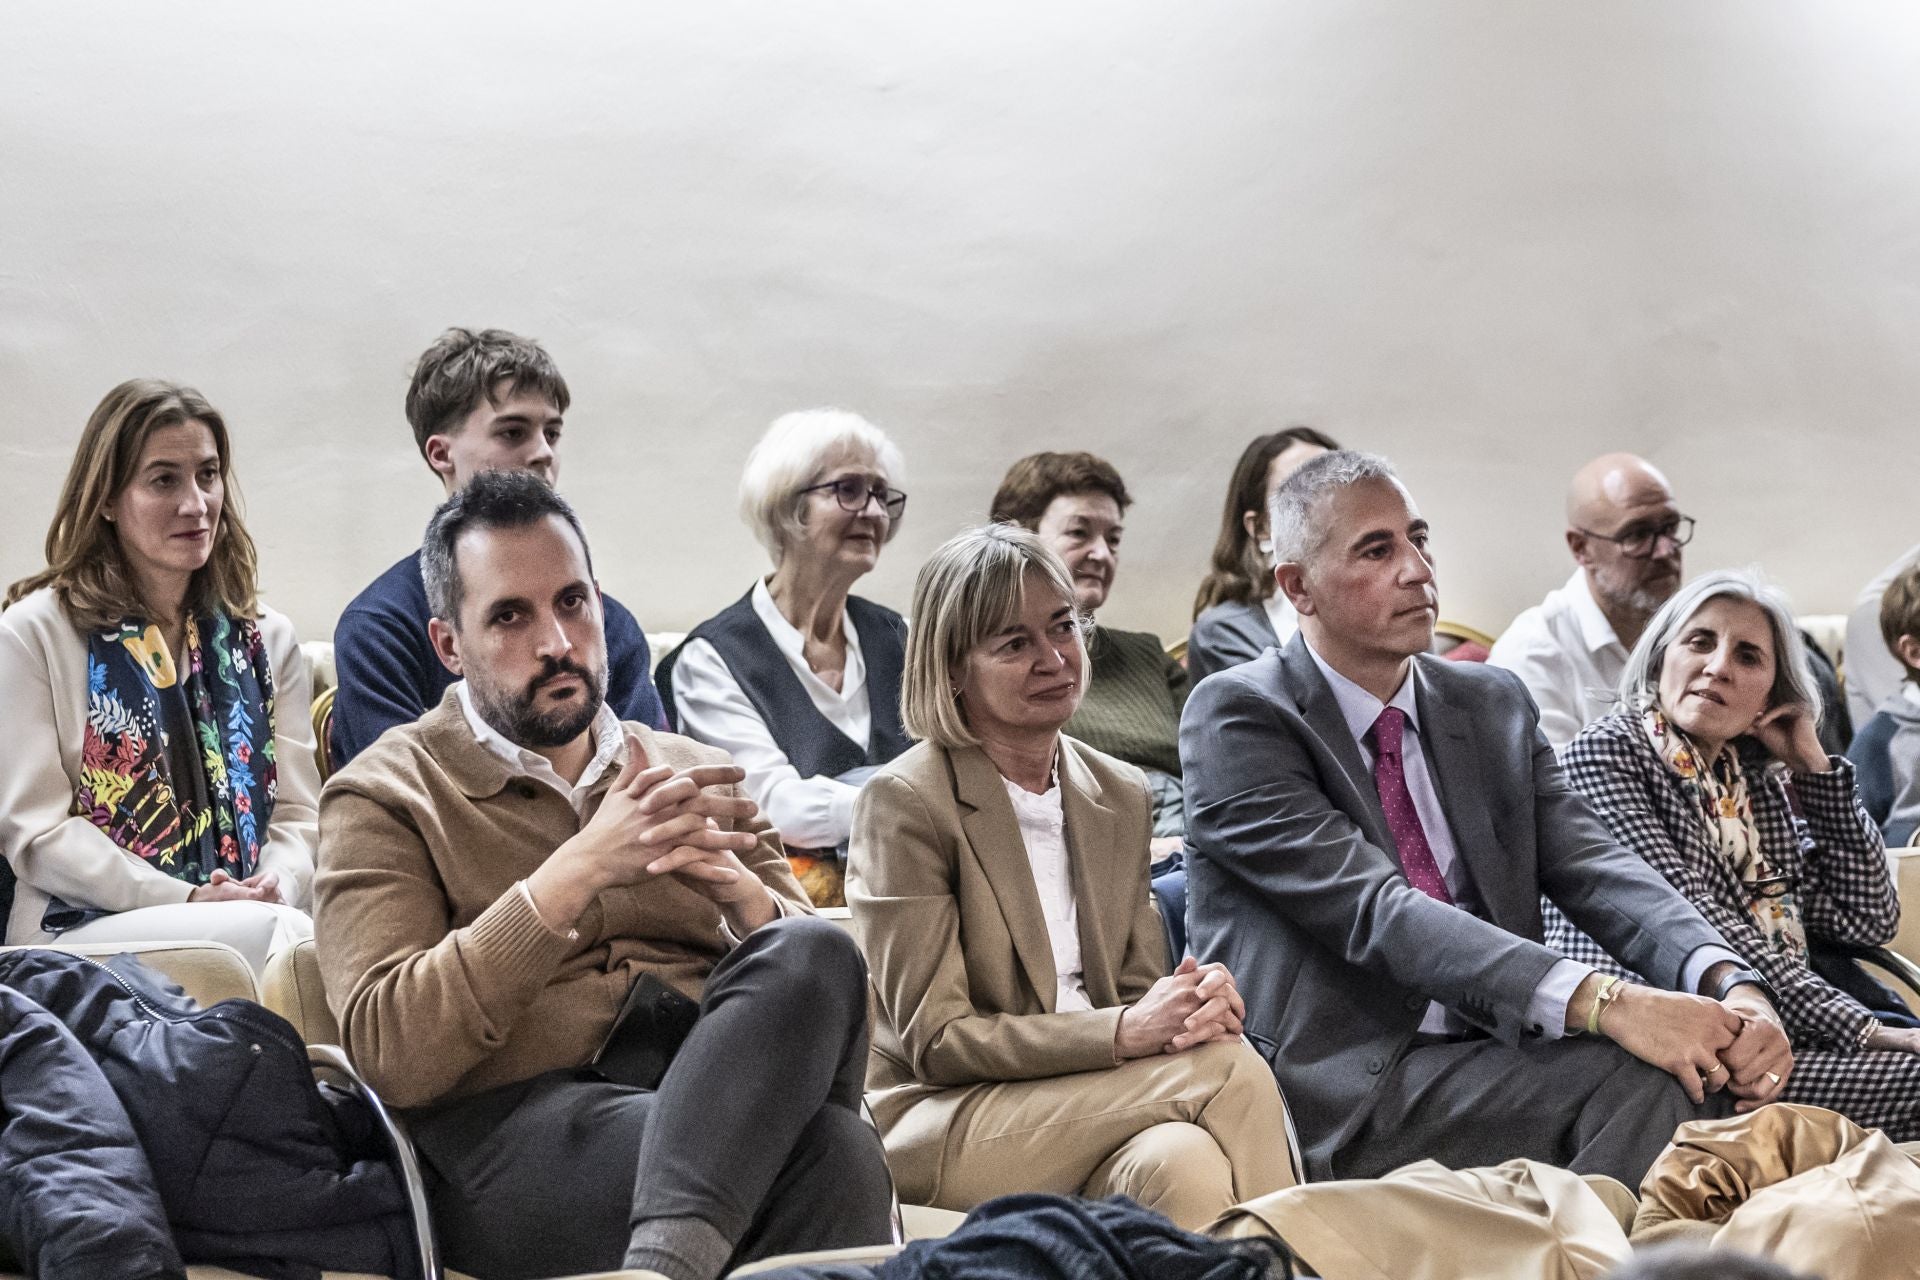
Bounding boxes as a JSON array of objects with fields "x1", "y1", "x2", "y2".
[
  {"x1": 1551, "y1": 569, "x2": 1920, "y2": 1139},
  {"x1": 1188, "y1": 426, "x2": 1340, "y2": 681},
  {"x1": 990, "y1": 452, "x2": 1188, "y2": 856},
  {"x1": 0, "y1": 379, "x2": 318, "y2": 972}
]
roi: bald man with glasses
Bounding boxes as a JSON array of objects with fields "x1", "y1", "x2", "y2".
[{"x1": 1490, "y1": 454, "x2": 1695, "y2": 750}]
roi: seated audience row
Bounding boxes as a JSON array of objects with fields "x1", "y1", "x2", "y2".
[{"x1": 5, "y1": 331, "x2": 1919, "y2": 1280}]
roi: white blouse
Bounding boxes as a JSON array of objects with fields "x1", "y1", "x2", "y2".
[
  {"x1": 671, "y1": 578, "x2": 872, "y2": 849},
  {"x1": 1001, "y1": 772, "x2": 1093, "y2": 1013}
]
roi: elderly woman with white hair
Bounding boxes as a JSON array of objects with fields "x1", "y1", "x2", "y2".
[
  {"x1": 659, "y1": 409, "x2": 911, "y2": 905},
  {"x1": 1547, "y1": 569, "x2": 1920, "y2": 1139},
  {"x1": 846, "y1": 523, "x2": 1296, "y2": 1228}
]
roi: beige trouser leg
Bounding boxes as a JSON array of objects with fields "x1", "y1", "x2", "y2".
[{"x1": 931, "y1": 1038, "x2": 1295, "y2": 1230}]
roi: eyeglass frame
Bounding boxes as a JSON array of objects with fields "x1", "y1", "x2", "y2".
[
  {"x1": 1573, "y1": 513, "x2": 1696, "y2": 559},
  {"x1": 798, "y1": 476, "x2": 908, "y2": 520}
]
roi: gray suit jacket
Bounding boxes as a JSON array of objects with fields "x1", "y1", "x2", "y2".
[
  {"x1": 1187, "y1": 600, "x2": 1279, "y2": 683},
  {"x1": 1180, "y1": 635, "x2": 1730, "y2": 1178}
]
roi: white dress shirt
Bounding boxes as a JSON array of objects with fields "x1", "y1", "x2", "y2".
[
  {"x1": 672, "y1": 578, "x2": 872, "y2": 849},
  {"x1": 1487, "y1": 569, "x2": 1629, "y2": 752},
  {"x1": 1845, "y1": 543, "x2": 1920, "y2": 727},
  {"x1": 1262, "y1": 592, "x2": 1301, "y2": 648},
  {"x1": 1001, "y1": 772, "x2": 1094, "y2": 1013},
  {"x1": 1305, "y1": 643, "x2": 1592, "y2": 1037},
  {"x1": 456, "y1": 681, "x2": 625, "y2": 815}
]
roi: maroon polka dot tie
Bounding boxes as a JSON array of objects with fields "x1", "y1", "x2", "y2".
[{"x1": 1367, "y1": 707, "x2": 1454, "y2": 904}]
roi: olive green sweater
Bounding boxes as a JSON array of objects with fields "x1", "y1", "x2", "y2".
[{"x1": 1063, "y1": 626, "x2": 1189, "y2": 779}]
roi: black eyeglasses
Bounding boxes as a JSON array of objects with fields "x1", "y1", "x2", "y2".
[
  {"x1": 799, "y1": 477, "x2": 907, "y2": 520},
  {"x1": 1576, "y1": 514, "x2": 1695, "y2": 559}
]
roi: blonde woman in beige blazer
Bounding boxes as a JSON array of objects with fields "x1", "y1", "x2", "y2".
[{"x1": 848, "y1": 524, "x2": 1297, "y2": 1230}]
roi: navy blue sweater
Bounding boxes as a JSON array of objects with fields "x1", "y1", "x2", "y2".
[{"x1": 329, "y1": 550, "x2": 665, "y2": 766}]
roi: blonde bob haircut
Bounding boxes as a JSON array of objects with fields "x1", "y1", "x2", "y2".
[
  {"x1": 6, "y1": 379, "x2": 260, "y2": 629},
  {"x1": 903, "y1": 523, "x2": 1089, "y2": 750},
  {"x1": 737, "y1": 409, "x2": 906, "y2": 563}
]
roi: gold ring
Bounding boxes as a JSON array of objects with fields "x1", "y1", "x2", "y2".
[{"x1": 1766, "y1": 1071, "x2": 1782, "y2": 1086}]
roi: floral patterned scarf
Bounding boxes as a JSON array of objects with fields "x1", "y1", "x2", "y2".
[
  {"x1": 1643, "y1": 705, "x2": 1806, "y2": 960},
  {"x1": 77, "y1": 612, "x2": 278, "y2": 887}
]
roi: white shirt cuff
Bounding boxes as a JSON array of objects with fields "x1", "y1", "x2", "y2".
[{"x1": 1527, "y1": 958, "x2": 1595, "y2": 1040}]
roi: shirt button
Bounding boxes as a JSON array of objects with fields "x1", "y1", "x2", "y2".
[{"x1": 1367, "y1": 1056, "x2": 1385, "y2": 1075}]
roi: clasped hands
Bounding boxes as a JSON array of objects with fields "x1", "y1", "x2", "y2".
[
  {"x1": 1597, "y1": 979, "x2": 1794, "y2": 1113},
  {"x1": 189, "y1": 868, "x2": 286, "y2": 904},
  {"x1": 1116, "y1": 956, "x2": 1246, "y2": 1060},
  {"x1": 529, "y1": 733, "x2": 777, "y2": 934}
]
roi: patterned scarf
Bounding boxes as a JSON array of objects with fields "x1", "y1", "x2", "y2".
[
  {"x1": 1642, "y1": 705, "x2": 1806, "y2": 960},
  {"x1": 76, "y1": 612, "x2": 278, "y2": 886}
]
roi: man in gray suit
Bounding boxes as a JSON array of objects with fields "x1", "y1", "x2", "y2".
[{"x1": 1181, "y1": 451, "x2": 1796, "y2": 1186}]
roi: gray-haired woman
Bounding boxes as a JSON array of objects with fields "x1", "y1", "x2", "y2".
[
  {"x1": 1547, "y1": 569, "x2": 1920, "y2": 1138},
  {"x1": 660, "y1": 409, "x2": 910, "y2": 905}
]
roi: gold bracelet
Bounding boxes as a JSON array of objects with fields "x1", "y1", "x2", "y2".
[{"x1": 1586, "y1": 975, "x2": 1623, "y2": 1036}]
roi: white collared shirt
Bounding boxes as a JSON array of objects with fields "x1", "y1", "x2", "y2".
[
  {"x1": 1262, "y1": 592, "x2": 1301, "y2": 648},
  {"x1": 1305, "y1": 642, "x2": 1591, "y2": 1038},
  {"x1": 672, "y1": 578, "x2": 871, "y2": 848},
  {"x1": 1487, "y1": 569, "x2": 1628, "y2": 752},
  {"x1": 1001, "y1": 771, "x2": 1094, "y2": 1014},
  {"x1": 455, "y1": 681, "x2": 626, "y2": 816}
]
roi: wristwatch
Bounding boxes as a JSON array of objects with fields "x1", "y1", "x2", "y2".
[{"x1": 1711, "y1": 965, "x2": 1778, "y2": 1006}]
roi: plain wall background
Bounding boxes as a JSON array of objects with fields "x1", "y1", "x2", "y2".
[{"x1": 4, "y1": 1, "x2": 1917, "y2": 648}]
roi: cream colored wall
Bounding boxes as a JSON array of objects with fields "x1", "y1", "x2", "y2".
[{"x1": 3, "y1": 1, "x2": 1917, "y2": 647}]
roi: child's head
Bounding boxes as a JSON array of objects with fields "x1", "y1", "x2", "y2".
[{"x1": 1879, "y1": 559, "x2": 1920, "y2": 684}]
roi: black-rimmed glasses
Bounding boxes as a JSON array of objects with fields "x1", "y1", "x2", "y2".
[
  {"x1": 1575, "y1": 514, "x2": 1695, "y2": 559},
  {"x1": 799, "y1": 477, "x2": 907, "y2": 519}
]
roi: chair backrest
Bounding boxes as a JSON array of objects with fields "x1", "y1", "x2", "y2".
[
  {"x1": 311, "y1": 684, "x2": 338, "y2": 782},
  {"x1": 0, "y1": 940, "x2": 259, "y2": 1007},
  {"x1": 261, "y1": 937, "x2": 341, "y2": 1045},
  {"x1": 1890, "y1": 848, "x2": 1920, "y2": 969}
]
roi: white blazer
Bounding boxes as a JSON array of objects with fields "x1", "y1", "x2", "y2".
[{"x1": 0, "y1": 586, "x2": 320, "y2": 941}]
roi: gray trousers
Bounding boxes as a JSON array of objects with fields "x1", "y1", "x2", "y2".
[
  {"x1": 410, "y1": 916, "x2": 895, "y2": 1280},
  {"x1": 1333, "y1": 1033, "x2": 1736, "y2": 1187}
]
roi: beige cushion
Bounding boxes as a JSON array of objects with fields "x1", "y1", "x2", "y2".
[
  {"x1": 1891, "y1": 848, "x2": 1920, "y2": 969},
  {"x1": 262, "y1": 937, "x2": 340, "y2": 1045},
  {"x1": 0, "y1": 940, "x2": 258, "y2": 1007}
]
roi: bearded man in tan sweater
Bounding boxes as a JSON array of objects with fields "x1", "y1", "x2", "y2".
[{"x1": 313, "y1": 471, "x2": 893, "y2": 1280}]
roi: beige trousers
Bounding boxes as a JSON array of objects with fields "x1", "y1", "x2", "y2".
[{"x1": 928, "y1": 1038, "x2": 1296, "y2": 1231}]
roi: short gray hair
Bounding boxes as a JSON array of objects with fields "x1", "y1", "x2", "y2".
[
  {"x1": 737, "y1": 409, "x2": 907, "y2": 562},
  {"x1": 1268, "y1": 449, "x2": 1400, "y2": 567},
  {"x1": 1617, "y1": 568, "x2": 1821, "y2": 727},
  {"x1": 902, "y1": 523, "x2": 1088, "y2": 750}
]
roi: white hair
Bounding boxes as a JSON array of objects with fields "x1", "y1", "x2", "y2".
[
  {"x1": 1268, "y1": 449, "x2": 1400, "y2": 567},
  {"x1": 736, "y1": 409, "x2": 907, "y2": 562},
  {"x1": 1617, "y1": 568, "x2": 1822, "y2": 727}
]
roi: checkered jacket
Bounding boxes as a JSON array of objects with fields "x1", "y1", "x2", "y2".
[{"x1": 1545, "y1": 710, "x2": 1897, "y2": 1052}]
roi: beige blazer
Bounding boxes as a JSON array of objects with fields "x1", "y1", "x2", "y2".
[{"x1": 846, "y1": 734, "x2": 1167, "y2": 1195}]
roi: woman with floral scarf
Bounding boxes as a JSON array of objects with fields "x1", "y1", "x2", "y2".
[
  {"x1": 0, "y1": 379, "x2": 317, "y2": 973},
  {"x1": 1547, "y1": 569, "x2": 1920, "y2": 1138}
]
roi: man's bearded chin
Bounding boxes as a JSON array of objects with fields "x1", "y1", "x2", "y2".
[{"x1": 470, "y1": 659, "x2": 607, "y2": 749}]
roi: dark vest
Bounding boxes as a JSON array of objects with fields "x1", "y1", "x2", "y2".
[{"x1": 658, "y1": 590, "x2": 912, "y2": 780}]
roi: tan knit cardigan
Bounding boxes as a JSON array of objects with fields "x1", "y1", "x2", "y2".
[{"x1": 313, "y1": 689, "x2": 810, "y2": 1109}]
